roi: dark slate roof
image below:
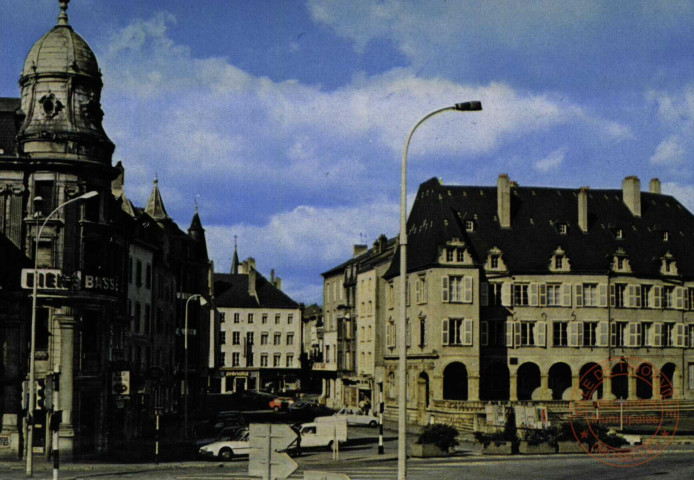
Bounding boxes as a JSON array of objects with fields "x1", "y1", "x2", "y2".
[
  {"x1": 214, "y1": 272, "x2": 299, "y2": 309},
  {"x1": 384, "y1": 177, "x2": 694, "y2": 278},
  {"x1": 322, "y1": 236, "x2": 396, "y2": 277},
  {"x1": 0, "y1": 98, "x2": 20, "y2": 156}
]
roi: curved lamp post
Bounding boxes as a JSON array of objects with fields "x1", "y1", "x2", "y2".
[
  {"x1": 184, "y1": 293, "x2": 207, "y2": 439},
  {"x1": 398, "y1": 102, "x2": 481, "y2": 480},
  {"x1": 26, "y1": 190, "x2": 98, "y2": 476}
]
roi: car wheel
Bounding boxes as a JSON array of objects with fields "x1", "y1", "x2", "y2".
[
  {"x1": 369, "y1": 420, "x2": 378, "y2": 428},
  {"x1": 273, "y1": 406, "x2": 280, "y2": 412},
  {"x1": 219, "y1": 448, "x2": 234, "y2": 461}
]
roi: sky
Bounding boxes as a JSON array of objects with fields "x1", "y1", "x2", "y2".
[{"x1": 3, "y1": 0, "x2": 694, "y2": 305}]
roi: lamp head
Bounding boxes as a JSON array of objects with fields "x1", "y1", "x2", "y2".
[
  {"x1": 199, "y1": 296, "x2": 208, "y2": 306},
  {"x1": 80, "y1": 191, "x2": 99, "y2": 200},
  {"x1": 454, "y1": 101, "x2": 482, "y2": 111}
]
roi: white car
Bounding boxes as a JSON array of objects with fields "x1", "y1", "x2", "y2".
[
  {"x1": 199, "y1": 430, "x2": 251, "y2": 461},
  {"x1": 332, "y1": 408, "x2": 378, "y2": 427}
]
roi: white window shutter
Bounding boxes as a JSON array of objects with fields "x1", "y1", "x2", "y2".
[
  {"x1": 464, "y1": 276, "x2": 473, "y2": 304},
  {"x1": 442, "y1": 318, "x2": 449, "y2": 345},
  {"x1": 539, "y1": 284, "x2": 547, "y2": 306},
  {"x1": 480, "y1": 282, "x2": 488, "y2": 306},
  {"x1": 676, "y1": 287, "x2": 684, "y2": 310},
  {"x1": 569, "y1": 323, "x2": 578, "y2": 347},
  {"x1": 575, "y1": 284, "x2": 584, "y2": 307},
  {"x1": 529, "y1": 283, "x2": 538, "y2": 306},
  {"x1": 628, "y1": 323, "x2": 637, "y2": 347},
  {"x1": 506, "y1": 321, "x2": 515, "y2": 347},
  {"x1": 653, "y1": 286, "x2": 662, "y2": 309},
  {"x1": 502, "y1": 283, "x2": 511, "y2": 306},
  {"x1": 539, "y1": 322, "x2": 547, "y2": 347},
  {"x1": 653, "y1": 323, "x2": 663, "y2": 347},
  {"x1": 599, "y1": 284, "x2": 608, "y2": 307},
  {"x1": 514, "y1": 322, "x2": 521, "y2": 348},
  {"x1": 481, "y1": 321, "x2": 488, "y2": 346},
  {"x1": 598, "y1": 322, "x2": 608, "y2": 347},
  {"x1": 610, "y1": 284, "x2": 616, "y2": 307},
  {"x1": 463, "y1": 319, "x2": 474, "y2": 346},
  {"x1": 563, "y1": 283, "x2": 572, "y2": 307},
  {"x1": 676, "y1": 324, "x2": 686, "y2": 347},
  {"x1": 442, "y1": 276, "x2": 449, "y2": 303},
  {"x1": 627, "y1": 285, "x2": 635, "y2": 308}
]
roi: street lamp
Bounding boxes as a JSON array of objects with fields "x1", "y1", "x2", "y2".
[
  {"x1": 397, "y1": 101, "x2": 481, "y2": 480},
  {"x1": 184, "y1": 293, "x2": 207, "y2": 439},
  {"x1": 26, "y1": 190, "x2": 98, "y2": 476}
]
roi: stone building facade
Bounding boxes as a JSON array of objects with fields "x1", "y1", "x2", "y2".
[
  {"x1": 322, "y1": 174, "x2": 694, "y2": 427},
  {"x1": 214, "y1": 256, "x2": 302, "y2": 394},
  {"x1": 0, "y1": 2, "x2": 211, "y2": 458}
]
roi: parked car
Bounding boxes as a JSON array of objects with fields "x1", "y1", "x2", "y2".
[
  {"x1": 195, "y1": 425, "x2": 247, "y2": 447},
  {"x1": 269, "y1": 396, "x2": 295, "y2": 411},
  {"x1": 332, "y1": 407, "x2": 378, "y2": 427},
  {"x1": 213, "y1": 414, "x2": 246, "y2": 431},
  {"x1": 199, "y1": 429, "x2": 251, "y2": 461},
  {"x1": 287, "y1": 401, "x2": 334, "y2": 420},
  {"x1": 239, "y1": 390, "x2": 276, "y2": 408}
]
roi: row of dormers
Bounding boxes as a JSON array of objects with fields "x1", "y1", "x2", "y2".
[{"x1": 439, "y1": 240, "x2": 679, "y2": 276}]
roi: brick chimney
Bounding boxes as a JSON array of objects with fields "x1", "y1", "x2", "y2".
[
  {"x1": 248, "y1": 264, "x2": 257, "y2": 298},
  {"x1": 578, "y1": 187, "x2": 589, "y2": 233},
  {"x1": 497, "y1": 174, "x2": 511, "y2": 228},
  {"x1": 622, "y1": 176, "x2": 641, "y2": 217},
  {"x1": 650, "y1": 178, "x2": 661, "y2": 194}
]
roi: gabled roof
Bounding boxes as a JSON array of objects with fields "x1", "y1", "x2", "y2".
[
  {"x1": 385, "y1": 177, "x2": 694, "y2": 278},
  {"x1": 322, "y1": 235, "x2": 396, "y2": 277},
  {"x1": 214, "y1": 272, "x2": 299, "y2": 309}
]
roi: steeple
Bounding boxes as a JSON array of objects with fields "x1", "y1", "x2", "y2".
[
  {"x1": 145, "y1": 178, "x2": 170, "y2": 221},
  {"x1": 231, "y1": 236, "x2": 240, "y2": 274}
]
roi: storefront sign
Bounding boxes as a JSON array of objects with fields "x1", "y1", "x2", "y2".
[
  {"x1": 225, "y1": 371, "x2": 250, "y2": 377},
  {"x1": 21, "y1": 269, "x2": 69, "y2": 290},
  {"x1": 84, "y1": 274, "x2": 120, "y2": 292}
]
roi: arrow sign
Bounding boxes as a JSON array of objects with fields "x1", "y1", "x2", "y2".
[{"x1": 249, "y1": 423, "x2": 298, "y2": 480}]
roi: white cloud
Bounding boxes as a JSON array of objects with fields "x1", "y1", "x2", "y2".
[
  {"x1": 534, "y1": 148, "x2": 567, "y2": 173},
  {"x1": 650, "y1": 135, "x2": 686, "y2": 166},
  {"x1": 662, "y1": 181, "x2": 694, "y2": 213},
  {"x1": 205, "y1": 199, "x2": 399, "y2": 303}
]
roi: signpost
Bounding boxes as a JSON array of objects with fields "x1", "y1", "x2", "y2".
[{"x1": 249, "y1": 424, "x2": 298, "y2": 480}]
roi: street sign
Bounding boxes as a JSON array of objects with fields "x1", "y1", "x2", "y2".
[{"x1": 249, "y1": 423, "x2": 298, "y2": 480}]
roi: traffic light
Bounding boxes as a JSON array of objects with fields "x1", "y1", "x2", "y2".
[{"x1": 36, "y1": 379, "x2": 46, "y2": 410}]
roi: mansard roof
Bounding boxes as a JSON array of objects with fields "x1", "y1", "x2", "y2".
[
  {"x1": 384, "y1": 177, "x2": 694, "y2": 278},
  {"x1": 214, "y1": 272, "x2": 299, "y2": 309}
]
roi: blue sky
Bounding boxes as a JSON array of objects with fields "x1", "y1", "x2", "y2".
[{"x1": 3, "y1": 1, "x2": 694, "y2": 304}]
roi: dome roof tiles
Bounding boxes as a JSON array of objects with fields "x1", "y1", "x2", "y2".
[{"x1": 22, "y1": 25, "x2": 99, "y2": 79}]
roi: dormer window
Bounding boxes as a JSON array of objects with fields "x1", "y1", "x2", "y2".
[
  {"x1": 557, "y1": 223, "x2": 568, "y2": 235},
  {"x1": 446, "y1": 249, "x2": 454, "y2": 262},
  {"x1": 663, "y1": 231, "x2": 669, "y2": 242},
  {"x1": 456, "y1": 249, "x2": 465, "y2": 262},
  {"x1": 660, "y1": 252, "x2": 678, "y2": 276},
  {"x1": 491, "y1": 255, "x2": 500, "y2": 269},
  {"x1": 549, "y1": 246, "x2": 571, "y2": 272},
  {"x1": 615, "y1": 229, "x2": 623, "y2": 239},
  {"x1": 465, "y1": 220, "x2": 475, "y2": 232},
  {"x1": 617, "y1": 257, "x2": 625, "y2": 270},
  {"x1": 611, "y1": 248, "x2": 631, "y2": 273}
]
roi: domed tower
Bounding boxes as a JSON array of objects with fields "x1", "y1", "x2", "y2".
[{"x1": 17, "y1": 0, "x2": 114, "y2": 165}]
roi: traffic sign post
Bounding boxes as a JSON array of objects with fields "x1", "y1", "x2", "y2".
[{"x1": 249, "y1": 424, "x2": 298, "y2": 480}]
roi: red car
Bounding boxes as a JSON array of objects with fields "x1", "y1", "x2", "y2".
[{"x1": 269, "y1": 397, "x2": 295, "y2": 411}]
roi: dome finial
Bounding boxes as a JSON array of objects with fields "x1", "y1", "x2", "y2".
[{"x1": 57, "y1": 0, "x2": 70, "y2": 26}]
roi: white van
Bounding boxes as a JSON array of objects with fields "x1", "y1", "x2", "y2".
[{"x1": 297, "y1": 418, "x2": 348, "y2": 450}]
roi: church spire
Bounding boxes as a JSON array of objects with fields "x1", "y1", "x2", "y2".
[
  {"x1": 231, "y1": 236, "x2": 240, "y2": 274},
  {"x1": 145, "y1": 178, "x2": 170, "y2": 221}
]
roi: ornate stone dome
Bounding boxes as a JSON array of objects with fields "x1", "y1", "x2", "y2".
[{"x1": 21, "y1": 1, "x2": 100, "y2": 81}]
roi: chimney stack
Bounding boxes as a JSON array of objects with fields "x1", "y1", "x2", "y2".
[
  {"x1": 622, "y1": 176, "x2": 641, "y2": 217},
  {"x1": 578, "y1": 187, "x2": 589, "y2": 233},
  {"x1": 497, "y1": 174, "x2": 511, "y2": 228},
  {"x1": 650, "y1": 178, "x2": 661, "y2": 194},
  {"x1": 353, "y1": 244, "x2": 368, "y2": 257},
  {"x1": 248, "y1": 264, "x2": 257, "y2": 298}
]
